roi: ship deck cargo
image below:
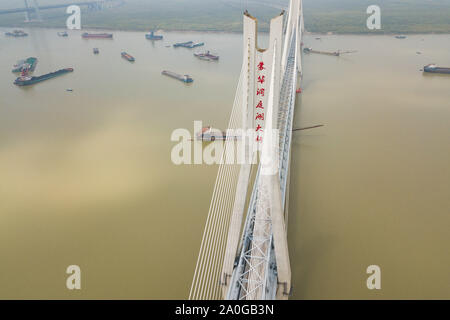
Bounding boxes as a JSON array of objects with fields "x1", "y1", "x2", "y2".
[
  {"x1": 161, "y1": 70, "x2": 193, "y2": 83},
  {"x1": 14, "y1": 68, "x2": 73, "y2": 86},
  {"x1": 12, "y1": 57, "x2": 38, "y2": 73}
]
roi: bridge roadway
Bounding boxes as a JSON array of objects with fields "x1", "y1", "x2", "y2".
[{"x1": 0, "y1": 1, "x2": 108, "y2": 15}]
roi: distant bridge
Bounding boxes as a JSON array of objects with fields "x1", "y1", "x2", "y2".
[{"x1": 0, "y1": 0, "x2": 124, "y2": 22}]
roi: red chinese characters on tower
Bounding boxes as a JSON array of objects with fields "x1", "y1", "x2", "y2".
[
  {"x1": 257, "y1": 61, "x2": 265, "y2": 71},
  {"x1": 257, "y1": 88, "x2": 265, "y2": 96},
  {"x1": 256, "y1": 100, "x2": 264, "y2": 109},
  {"x1": 255, "y1": 61, "x2": 266, "y2": 143},
  {"x1": 255, "y1": 112, "x2": 264, "y2": 121},
  {"x1": 257, "y1": 75, "x2": 265, "y2": 84}
]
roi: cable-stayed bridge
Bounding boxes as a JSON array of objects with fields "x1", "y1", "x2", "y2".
[
  {"x1": 0, "y1": 0, "x2": 124, "y2": 22},
  {"x1": 190, "y1": 0, "x2": 304, "y2": 300}
]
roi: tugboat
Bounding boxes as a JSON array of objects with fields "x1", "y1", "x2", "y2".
[
  {"x1": 145, "y1": 31, "x2": 163, "y2": 40},
  {"x1": 93, "y1": 48, "x2": 100, "y2": 54},
  {"x1": 12, "y1": 57, "x2": 38, "y2": 73},
  {"x1": 121, "y1": 52, "x2": 135, "y2": 62},
  {"x1": 14, "y1": 68, "x2": 74, "y2": 86},
  {"x1": 5, "y1": 30, "x2": 28, "y2": 37},
  {"x1": 194, "y1": 51, "x2": 219, "y2": 61},
  {"x1": 161, "y1": 70, "x2": 193, "y2": 83},
  {"x1": 423, "y1": 64, "x2": 450, "y2": 75}
]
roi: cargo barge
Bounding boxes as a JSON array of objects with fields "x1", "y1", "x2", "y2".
[
  {"x1": 423, "y1": 64, "x2": 450, "y2": 74},
  {"x1": 303, "y1": 47, "x2": 340, "y2": 56},
  {"x1": 173, "y1": 41, "x2": 193, "y2": 48},
  {"x1": 5, "y1": 30, "x2": 28, "y2": 37},
  {"x1": 14, "y1": 68, "x2": 73, "y2": 86},
  {"x1": 146, "y1": 31, "x2": 163, "y2": 40},
  {"x1": 121, "y1": 52, "x2": 135, "y2": 62},
  {"x1": 82, "y1": 33, "x2": 113, "y2": 39},
  {"x1": 12, "y1": 57, "x2": 38, "y2": 73},
  {"x1": 161, "y1": 70, "x2": 193, "y2": 83},
  {"x1": 194, "y1": 51, "x2": 219, "y2": 61}
]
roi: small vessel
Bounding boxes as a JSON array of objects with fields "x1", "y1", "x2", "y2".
[
  {"x1": 5, "y1": 30, "x2": 28, "y2": 37},
  {"x1": 12, "y1": 57, "x2": 38, "y2": 73},
  {"x1": 194, "y1": 51, "x2": 219, "y2": 61},
  {"x1": 66, "y1": 88, "x2": 73, "y2": 92},
  {"x1": 161, "y1": 70, "x2": 193, "y2": 83},
  {"x1": 423, "y1": 64, "x2": 450, "y2": 75},
  {"x1": 82, "y1": 33, "x2": 113, "y2": 39},
  {"x1": 93, "y1": 48, "x2": 100, "y2": 54},
  {"x1": 145, "y1": 31, "x2": 163, "y2": 40},
  {"x1": 173, "y1": 41, "x2": 193, "y2": 48},
  {"x1": 196, "y1": 127, "x2": 226, "y2": 141},
  {"x1": 14, "y1": 68, "x2": 74, "y2": 86},
  {"x1": 57, "y1": 31, "x2": 68, "y2": 37},
  {"x1": 121, "y1": 52, "x2": 135, "y2": 62},
  {"x1": 395, "y1": 35, "x2": 407, "y2": 39},
  {"x1": 195, "y1": 126, "x2": 240, "y2": 141}
]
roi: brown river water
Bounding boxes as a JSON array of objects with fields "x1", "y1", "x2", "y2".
[{"x1": 0, "y1": 28, "x2": 449, "y2": 299}]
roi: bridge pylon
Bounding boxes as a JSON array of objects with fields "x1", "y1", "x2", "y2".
[
  {"x1": 24, "y1": 0, "x2": 42, "y2": 22},
  {"x1": 189, "y1": 0, "x2": 303, "y2": 301}
]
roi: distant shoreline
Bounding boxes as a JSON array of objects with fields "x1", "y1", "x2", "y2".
[{"x1": 1, "y1": 25, "x2": 450, "y2": 35}]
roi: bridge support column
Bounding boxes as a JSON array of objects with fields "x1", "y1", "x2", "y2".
[{"x1": 268, "y1": 174, "x2": 291, "y2": 299}]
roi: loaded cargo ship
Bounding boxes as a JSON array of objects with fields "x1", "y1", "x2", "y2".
[
  {"x1": 423, "y1": 64, "x2": 450, "y2": 74},
  {"x1": 173, "y1": 41, "x2": 193, "y2": 48},
  {"x1": 161, "y1": 70, "x2": 193, "y2": 83},
  {"x1": 145, "y1": 31, "x2": 163, "y2": 40},
  {"x1": 173, "y1": 41, "x2": 204, "y2": 48},
  {"x1": 194, "y1": 51, "x2": 219, "y2": 61},
  {"x1": 14, "y1": 68, "x2": 73, "y2": 86},
  {"x1": 12, "y1": 57, "x2": 38, "y2": 73},
  {"x1": 121, "y1": 52, "x2": 135, "y2": 62},
  {"x1": 303, "y1": 47, "x2": 340, "y2": 56},
  {"x1": 82, "y1": 33, "x2": 113, "y2": 39},
  {"x1": 5, "y1": 30, "x2": 28, "y2": 37}
]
